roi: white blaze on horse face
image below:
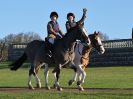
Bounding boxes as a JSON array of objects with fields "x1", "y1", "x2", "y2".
[
  {"x1": 82, "y1": 27, "x2": 88, "y2": 37},
  {"x1": 82, "y1": 27, "x2": 90, "y2": 45},
  {"x1": 97, "y1": 36, "x2": 102, "y2": 45},
  {"x1": 97, "y1": 37, "x2": 105, "y2": 54}
]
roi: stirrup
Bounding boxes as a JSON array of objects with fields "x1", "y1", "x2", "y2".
[
  {"x1": 46, "y1": 51, "x2": 52, "y2": 58},
  {"x1": 46, "y1": 54, "x2": 52, "y2": 58}
]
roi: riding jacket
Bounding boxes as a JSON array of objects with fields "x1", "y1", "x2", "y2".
[
  {"x1": 65, "y1": 21, "x2": 76, "y2": 32},
  {"x1": 47, "y1": 21, "x2": 64, "y2": 39},
  {"x1": 65, "y1": 10, "x2": 86, "y2": 32}
]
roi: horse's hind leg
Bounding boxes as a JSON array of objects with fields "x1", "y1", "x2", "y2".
[
  {"x1": 44, "y1": 63, "x2": 50, "y2": 90},
  {"x1": 34, "y1": 66, "x2": 41, "y2": 88},
  {"x1": 53, "y1": 65, "x2": 62, "y2": 91},
  {"x1": 28, "y1": 64, "x2": 35, "y2": 89},
  {"x1": 28, "y1": 63, "x2": 41, "y2": 89},
  {"x1": 34, "y1": 73, "x2": 41, "y2": 88}
]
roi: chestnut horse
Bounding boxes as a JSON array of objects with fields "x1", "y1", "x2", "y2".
[{"x1": 68, "y1": 31, "x2": 105, "y2": 91}]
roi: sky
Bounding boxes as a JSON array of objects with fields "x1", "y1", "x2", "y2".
[{"x1": 0, "y1": 0, "x2": 133, "y2": 40}]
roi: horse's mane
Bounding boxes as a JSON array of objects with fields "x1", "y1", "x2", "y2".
[
  {"x1": 54, "y1": 26, "x2": 77, "y2": 44},
  {"x1": 68, "y1": 26, "x2": 77, "y2": 33},
  {"x1": 88, "y1": 33, "x2": 99, "y2": 38},
  {"x1": 63, "y1": 26, "x2": 77, "y2": 38},
  {"x1": 88, "y1": 34, "x2": 93, "y2": 38},
  {"x1": 88, "y1": 33, "x2": 100, "y2": 38}
]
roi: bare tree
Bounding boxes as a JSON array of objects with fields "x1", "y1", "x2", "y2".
[
  {"x1": 4, "y1": 32, "x2": 41, "y2": 44},
  {"x1": 23, "y1": 32, "x2": 41, "y2": 43},
  {"x1": 98, "y1": 32, "x2": 109, "y2": 41},
  {"x1": 14, "y1": 33, "x2": 24, "y2": 43},
  {"x1": 0, "y1": 39, "x2": 6, "y2": 61},
  {"x1": 0, "y1": 32, "x2": 41, "y2": 61}
]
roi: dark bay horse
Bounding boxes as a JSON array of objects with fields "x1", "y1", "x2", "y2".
[
  {"x1": 10, "y1": 22, "x2": 90, "y2": 91},
  {"x1": 68, "y1": 31, "x2": 105, "y2": 91}
]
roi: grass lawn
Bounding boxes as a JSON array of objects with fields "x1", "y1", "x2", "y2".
[
  {"x1": 1, "y1": 92, "x2": 133, "y2": 99},
  {"x1": 0, "y1": 62, "x2": 133, "y2": 99}
]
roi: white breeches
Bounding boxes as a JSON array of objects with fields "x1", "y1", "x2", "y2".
[{"x1": 48, "y1": 38, "x2": 55, "y2": 44}]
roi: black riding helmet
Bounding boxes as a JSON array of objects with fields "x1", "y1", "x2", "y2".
[
  {"x1": 67, "y1": 13, "x2": 75, "y2": 19},
  {"x1": 50, "y1": 11, "x2": 58, "y2": 18}
]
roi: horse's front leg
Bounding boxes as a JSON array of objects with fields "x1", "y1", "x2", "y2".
[
  {"x1": 77, "y1": 65, "x2": 86, "y2": 91},
  {"x1": 28, "y1": 69, "x2": 34, "y2": 89},
  {"x1": 68, "y1": 68, "x2": 78, "y2": 86},
  {"x1": 28, "y1": 65, "x2": 41, "y2": 89},
  {"x1": 77, "y1": 71, "x2": 84, "y2": 91},
  {"x1": 44, "y1": 63, "x2": 50, "y2": 90},
  {"x1": 77, "y1": 65, "x2": 86, "y2": 84},
  {"x1": 34, "y1": 73, "x2": 41, "y2": 88},
  {"x1": 53, "y1": 64, "x2": 62, "y2": 91}
]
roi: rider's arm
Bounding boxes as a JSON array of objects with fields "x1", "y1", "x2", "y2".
[
  {"x1": 59, "y1": 28, "x2": 64, "y2": 36},
  {"x1": 58, "y1": 23, "x2": 64, "y2": 36},
  {"x1": 77, "y1": 8, "x2": 87, "y2": 24}
]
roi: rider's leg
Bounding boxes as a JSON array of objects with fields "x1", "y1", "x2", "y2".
[
  {"x1": 48, "y1": 37, "x2": 54, "y2": 44},
  {"x1": 46, "y1": 38, "x2": 55, "y2": 58}
]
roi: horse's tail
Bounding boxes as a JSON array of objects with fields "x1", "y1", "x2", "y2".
[{"x1": 10, "y1": 52, "x2": 27, "y2": 71}]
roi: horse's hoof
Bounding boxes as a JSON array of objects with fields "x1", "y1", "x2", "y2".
[
  {"x1": 46, "y1": 86, "x2": 51, "y2": 90},
  {"x1": 29, "y1": 86, "x2": 35, "y2": 90},
  {"x1": 53, "y1": 84, "x2": 57, "y2": 89},
  {"x1": 77, "y1": 81, "x2": 81, "y2": 86},
  {"x1": 68, "y1": 80, "x2": 73, "y2": 86},
  {"x1": 57, "y1": 87, "x2": 63, "y2": 91},
  {"x1": 78, "y1": 86, "x2": 84, "y2": 91},
  {"x1": 36, "y1": 83, "x2": 41, "y2": 88}
]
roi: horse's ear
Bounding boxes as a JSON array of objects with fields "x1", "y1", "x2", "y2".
[
  {"x1": 81, "y1": 22, "x2": 84, "y2": 26},
  {"x1": 94, "y1": 31, "x2": 97, "y2": 34},
  {"x1": 94, "y1": 31, "x2": 99, "y2": 35}
]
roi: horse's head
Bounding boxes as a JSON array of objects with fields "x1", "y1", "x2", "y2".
[
  {"x1": 74, "y1": 23, "x2": 90, "y2": 46},
  {"x1": 89, "y1": 31, "x2": 105, "y2": 54}
]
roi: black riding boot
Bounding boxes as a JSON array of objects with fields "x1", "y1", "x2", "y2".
[
  {"x1": 46, "y1": 43, "x2": 53, "y2": 58},
  {"x1": 46, "y1": 44, "x2": 55, "y2": 63},
  {"x1": 45, "y1": 38, "x2": 55, "y2": 63}
]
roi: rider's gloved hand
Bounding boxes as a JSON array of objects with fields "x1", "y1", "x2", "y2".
[
  {"x1": 83, "y1": 8, "x2": 87, "y2": 13},
  {"x1": 61, "y1": 34, "x2": 65, "y2": 37},
  {"x1": 56, "y1": 33, "x2": 62, "y2": 39}
]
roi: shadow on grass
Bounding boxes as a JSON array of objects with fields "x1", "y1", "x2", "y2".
[{"x1": 1, "y1": 61, "x2": 133, "y2": 69}]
